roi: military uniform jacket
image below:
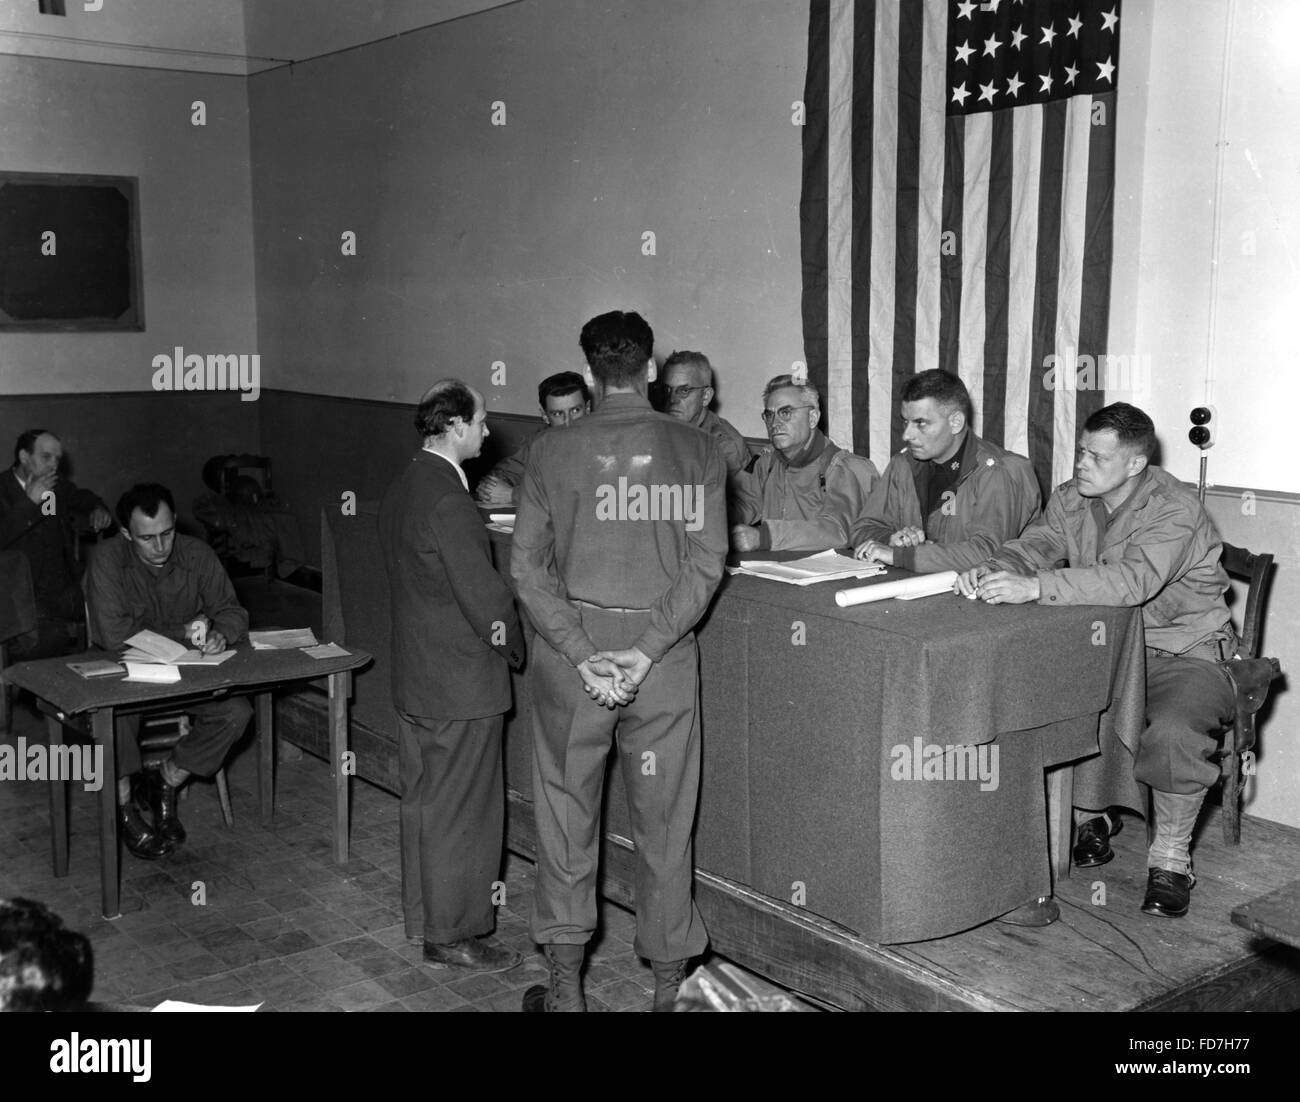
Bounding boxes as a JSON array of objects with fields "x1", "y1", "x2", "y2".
[
  {"x1": 848, "y1": 433, "x2": 1041, "y2": 573},
  {"x1": 379, "y1": 450, "x2": 524, "y2": 720},
  {"x1": 989, "y1": 465, "x2": 1232, "y2": 655},
  {"x1": 732, "y1": 431, "x2": 879, "y2": 551},
  {"x1": 511, "y1": 391, "x2": 728, "y2": 665}
]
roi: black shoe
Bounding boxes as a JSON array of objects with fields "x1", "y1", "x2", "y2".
[
  {"x1": 651, "y1": 959, "x2": 690, "y2": 1012},
  {"x1": 118, "y1": 803, "x2": 173, "y2": 860},
  {"x1": 1141, "y1": 868, "x2": 1193, "y2": 918},
  {"x1": 422, "y1": 938, "x2": 521, "y2": 973},
  {"x1": 144, "y1": 765, "x2": 186, "y2": 845},
  {"x1": 1073, "y1": 810, "x2": 1121, "y2": 868}
]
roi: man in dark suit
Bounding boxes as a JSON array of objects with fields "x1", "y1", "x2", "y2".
[
  {"x1": 0, "y1": 429, "x2": 113, "y2": 660},
  {"x1": 512, "y1": 311, "x2": 728, "y2": 1011},
  {"x1": 379, "y1": 380, "x2": 525, "y2": 973}
]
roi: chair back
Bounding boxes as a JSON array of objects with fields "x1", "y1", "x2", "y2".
[{"x1": 1220, "y1": 543, "x2": 1274, "y2": 659}]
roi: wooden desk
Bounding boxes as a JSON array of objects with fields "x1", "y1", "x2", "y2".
[
  {"x1": 4, "y1": 645, "x2": 371, "y2": 919},
  {"x1": 1231, "y1": 879, "x2": 1300, "y2": 950}
]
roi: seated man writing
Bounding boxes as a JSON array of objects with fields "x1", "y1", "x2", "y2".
[
  {"x1": 475, "y1": 371, "x2": 591, "y2": 506},
  {"x1": 85, "y1": 483, "x2": 252, "y2": 860},
  {"x1": 730, "y1": 374, "x2": 878, "y2": 552},
  {"x1": 850, "y1": 370, "x2": 1041, "y2": 572},
  {"x1": 0, "y1": 430, "x2": 113, "y2": 660},
  {"x1": 954, "y1": 404, "x2": 1235, "y2": 919}
]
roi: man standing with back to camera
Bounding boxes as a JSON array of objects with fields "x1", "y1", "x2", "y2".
[{"x1": 512, "y1": 311, "x2": 728, "y2": 1012}]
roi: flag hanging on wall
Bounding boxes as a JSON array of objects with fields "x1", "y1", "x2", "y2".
[{"x1": 800, "y1": 0, "x2": 1120, "y2": 496}]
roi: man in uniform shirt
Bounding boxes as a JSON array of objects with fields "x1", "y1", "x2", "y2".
[
  {"x1": 730, "y1": 374, "x2": 878, "y2": 552},
  {"x1": 380, "y1": 380, "x2": 525, "y2": 973},
  {"x1": 661, "y1": 351, "x2": 752, "y2": 487},
  {"x1": 474, "y1": 372, "x2": 591, "y2": 506},
  {"x1": 85, "y1": 483, "x2": 252, "y2": 860},
  {"x1": 955, "y1": 404, "x2": 1236, "y2": 918},
  {"x1": 512, "y1": 310, "x2": 727, "y2": 1012},
  {"x1": 1, "y1": 430, "x2": 113, "y2": 660},
  {"x1": 850, "y1": 370, "x2": 1041, "y2": 572}
]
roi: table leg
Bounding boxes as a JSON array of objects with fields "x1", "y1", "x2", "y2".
[
  {"x1": 1047, "y1": 763, "x2": 1074, "y2": 885},
  {"x1": 93, "y1": 708, "x2": 120, "y2": 920},
  {"x1": 255, "y1": 691, "x2": 274, "y2": 825},
  {"x1": 328, "y1": 670, "x2": 351, "y2": 865},
  {"x1": 46, "y1": 714, "x2": 69, "y2": 877}
]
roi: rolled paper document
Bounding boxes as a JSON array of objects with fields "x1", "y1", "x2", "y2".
[{"x1": 834, "y1": 571, "x2": 958, "y2": 607}]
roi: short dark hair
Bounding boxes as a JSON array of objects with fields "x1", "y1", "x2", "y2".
[
  {"x1": 0, "y1": 898, "x2": 93, "y2": 1012},
  {"x1": 414, "y1": 379, "x2": 477, "y2": 438},
  {"x1": 538, "y1": 371, "x2": 590, "y2": 408},
  {"x1": 13, "y1": 429, "x2": 54, "y2": 468},
  {"x1": 579, "y1": 311, "x2": 654, "y2": 388},
  {"x1": 115, "y1": 483, "x2": 175, "y2": 531},
  {"x1": 900, "y1": 370, "x2": 973, "y2": 425},
  {"x1": 1083, "y1": 402, "x2": 1157, "y2": 460}
]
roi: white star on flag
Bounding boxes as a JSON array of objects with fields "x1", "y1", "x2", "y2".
[
  {"x1": 1101, "y1": 7, "x2": 1119, "y2": 33},
  {"x1": 1040, "y1": 23, "x2": 1056, "y2": 46},
  {"x1": 1010, "y1": 25, "x2": 1026, "y2": 49},
  {"x1": 957, "y1": 0, "x2": 976, "y2": 21},
  {"x1": 1038, "y1": 72, "x2": 1054, "y2": 94},
  {"x1": 1096, "y1": 57, "x2": 1115, "y2": 83},
  {"x1": 951, "y1": 82, "x2": 971, "y2": 106},
  {"x1": 1064, "y1": 62, "x2": 1079, "y2": 85},
  {"x1": 983, "y1": 35, "x2": 1002, "y2": 57},
  {"x1": 978, "y1": 80, "x2": 997, "y2": 104},
  {"x1": 1067, "y1": 15, "x2": 1083, "y2": 38},
  {"x1": 955, "y1": 40, "x2": 974, "y2": 64},
  {"x1": 1005, "y1": 74, "x2": 1024, "y2": 98}
]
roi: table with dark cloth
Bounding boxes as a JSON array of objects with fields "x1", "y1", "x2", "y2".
[{"x1": 328, "y1": 514, "x2": 1147, "y2": 944}]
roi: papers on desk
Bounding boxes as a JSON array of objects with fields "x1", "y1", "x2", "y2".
[
  {"x1": 486, "y1": 513, "x2": 515, "y2": 534},
  {"x1": 249, "y1": 628, "x2": 319, "y2": 650},
  {"x1": 151, "y1": 1000, "x2": 263, "y2": 1012},
  {"x1": 121, "y1": 630, "x2": 235, "y2": 666},
  {"x1": 67, "y1": 659, "x2": 126, "y2": 679},
  {"x1": 123, "y1": 662, "x2": 182, "y2": 684},
  {"x1": 834, "y1": 571, "x2": 959, "y2": 607},
  {"x1": 729, "y1": 550, "x2": 886, "y2": 586},
  {"x1": 302, "y1": 642, "x2": 350, "y2": 660}
]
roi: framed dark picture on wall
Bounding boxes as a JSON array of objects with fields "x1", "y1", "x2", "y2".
[{"x1": 0, "y1": 171, "x2": 144, "y2": 331}]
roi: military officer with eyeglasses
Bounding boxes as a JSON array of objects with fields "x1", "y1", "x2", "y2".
[
  {"x1": 660, "y1": 351, "x2": 752, "y2": 484},
  {"x1": 730, "y1": 374, "x2": 879, "y2": 552}
]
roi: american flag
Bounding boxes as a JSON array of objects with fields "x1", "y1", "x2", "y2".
[{"x1": 800, "y1": 0, "x2": 1120, "y2": 495}]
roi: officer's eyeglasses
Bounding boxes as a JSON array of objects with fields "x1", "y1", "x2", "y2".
[
  {"x1": 666, "y1": 385, "x2": 708, "y2": 401},
  {"x1": 762, "y1": 405, "x2": 814, "y2": 426}
]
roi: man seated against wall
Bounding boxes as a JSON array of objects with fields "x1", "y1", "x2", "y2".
[
  {"x1": 730, "y1": 374, "x2": 878, "y2": 552},
  {"x1": 475, "y1": 372, "x2": 591, "y2": 506},
  {"x1": 85, "y1": 483, "x2": 253, "y2": 860},
  {"x1": 0, "y1": 429, "x2": 113, "y2": 660},
  {"x1": 954, "y1": 404, "x2": 1236, "y2": 920},
  {"x1": 660, "y1": 350, "x2": 752, "y2": 488},
  {"x1": 849, "y1": 370, "x2": 1041, "y2": 572}
]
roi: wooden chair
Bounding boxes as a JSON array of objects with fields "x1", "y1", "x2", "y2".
[{"x1": 1215, "y1": 543, "x2": 1281, "y2": 844}]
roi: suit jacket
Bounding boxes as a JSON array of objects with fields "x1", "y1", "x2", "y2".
[
  {"x1": 0, "y1": 469, "x2": 104, "y2": 621},
  {"x1": 379, "y1": 449, "x2": 524, "y2": 720}
]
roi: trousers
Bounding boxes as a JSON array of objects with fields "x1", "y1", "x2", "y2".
[
  {"x1": 395, "y1": 711, "x2": 504, "y2": 944},
  {"x1": 115, "y1": 696, "x2": 252, "y2": 777},
  {"x1": 1135, "y1": 652, "x2": 1235, "y2": 795},
  {"x1": 528, "y1": 607, "x2": 708, "y2": 963}
]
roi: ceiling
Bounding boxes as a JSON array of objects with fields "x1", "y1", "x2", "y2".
[{"x1": 0, "y1": 0, "x2": 522, "y2": 76}]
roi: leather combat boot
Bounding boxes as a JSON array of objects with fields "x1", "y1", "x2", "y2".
[
  {"x1": 145, "y1": 765, "x2": 186, "y2": 845},
  {"x1": 522, "y1": 944, "x2": 586, "y2": 1012},
  {"x1": 118, "y1": 802, "x2": 173, "y2": 860},
  {"x1": 1143, "y1": 789, "x2": 1206, "y2": 918},
  {"x1": 651, "y1": 959, "x2": 690, "y2": 1012}
]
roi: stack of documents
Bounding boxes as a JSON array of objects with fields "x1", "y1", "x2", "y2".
[
  {"x1": 834, "y1": 571, "x2": 959, "y2": 606},
  {"x1": 249, "y1": 628, "x2": 319, "y2": 650},
  {"x1": 729, "y1": 551, "x2": 886, "y2": 587},
  {"x1": 121, "y1": 630, "x2": 235, "y2": 666},
  {"x1": 486, "y1": 513, "x2": 515, "y2": 534}
]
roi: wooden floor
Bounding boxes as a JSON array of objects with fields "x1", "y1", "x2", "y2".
[{"x1": 687, "y1": 802, "x2": 1300, "y2": 1012}]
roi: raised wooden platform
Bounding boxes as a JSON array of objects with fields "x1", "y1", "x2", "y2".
[{"x1": 280, "y1": 693, "x2": 1300, "y2": 1012}]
